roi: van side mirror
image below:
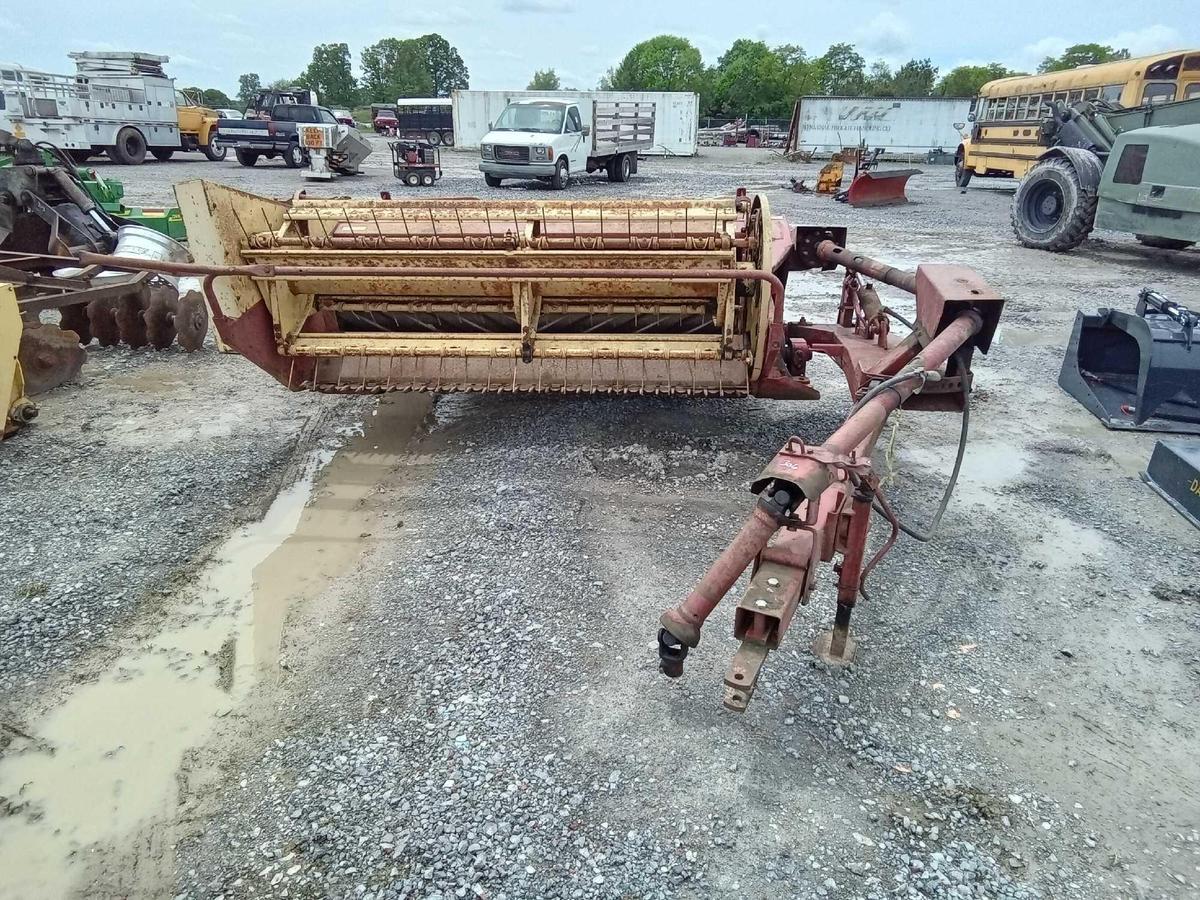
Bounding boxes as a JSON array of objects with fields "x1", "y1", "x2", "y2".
[
  {"x1": 581, "y1": 125, "x2": 590, "y2": 137},
  {"x1": 967, "y1": 112, "x2": 976, "y2": 122},
  {"x1": 488, "y1": 122, "x2": 493, "y2": 130}
]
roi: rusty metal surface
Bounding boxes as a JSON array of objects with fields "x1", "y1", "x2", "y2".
[
  {"x1": 17, "y1": 321, "x2": 86, "y2": 395},
  {"x1": 657, "y1": 239, "x2": 1005, "y2": 710}
]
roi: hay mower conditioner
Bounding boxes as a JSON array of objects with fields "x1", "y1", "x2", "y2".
[{"x1": 80, "y1": 180, "x2": 1005, "y2": 708}]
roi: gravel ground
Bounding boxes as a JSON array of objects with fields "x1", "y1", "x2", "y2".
[{"x1": 1, "y1": 143, "x2": 1198, "y2": 900}]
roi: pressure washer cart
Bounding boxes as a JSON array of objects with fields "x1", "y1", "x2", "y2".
[{"x1": 390, "y1": 141, "x2": 441, "y2": 187}]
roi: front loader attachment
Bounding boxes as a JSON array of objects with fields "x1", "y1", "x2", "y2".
[{"x1": 1059, "y1": 290, "x2": 1200, "y2": 433}]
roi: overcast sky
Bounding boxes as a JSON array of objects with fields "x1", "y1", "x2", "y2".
[{"x1": 3, "y1": 0, "x2": 1198, "y2": 97}]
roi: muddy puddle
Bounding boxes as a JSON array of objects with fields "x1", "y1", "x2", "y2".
[{"x1": 0, "y1": 397, "x2": 428, "y2": 899}]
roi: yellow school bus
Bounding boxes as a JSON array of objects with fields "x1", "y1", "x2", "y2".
[{"x1": 955, "y1": 50, "x2": 1200, "y2": 185}]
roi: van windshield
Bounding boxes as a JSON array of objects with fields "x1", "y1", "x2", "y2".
[{"x1": 493, "y1": 103, "x2": 564, "y2": 133}]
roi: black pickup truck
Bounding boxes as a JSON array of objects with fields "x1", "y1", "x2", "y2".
[{"x1": 217, "y1": 104, "x2": 341, "y2": 168}]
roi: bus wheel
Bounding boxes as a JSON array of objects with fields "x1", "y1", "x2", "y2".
[
  {"x1": 954, "y1": 151, "x2": 972, "y2": 187},
  {"x1": 1011, "y1": 158, "x2": 1096, "y2": 252}
]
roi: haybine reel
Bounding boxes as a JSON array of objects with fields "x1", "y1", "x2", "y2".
[{"x1": 80, "y1": 180, "x2": 1004, "y2": 709}]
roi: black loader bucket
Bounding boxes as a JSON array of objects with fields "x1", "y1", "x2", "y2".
[
  {"x1": 1059, "y1": 290, "x2": 1200, "y2": 434},
  {"x1": 1142, "y1": 439, "x2": 1200, "y2": 529}
]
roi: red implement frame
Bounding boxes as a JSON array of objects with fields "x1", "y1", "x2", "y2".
[{"x1": 658, "y1": 238, "x2": 1003, "y2": 711}]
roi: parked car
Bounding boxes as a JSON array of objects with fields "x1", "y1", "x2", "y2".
[
  {"x1": 331, "y1": 108, "x2": 357, "y2": 128},
  {"x1": 218, "y1": 108, "x2": 243, "y2": 120},
  {"x1": 218, "y1": 103, "x2": 342, "y2": 168},
  {"x1": 371, "y1": 105, "x2": 399, "y2": 135}
]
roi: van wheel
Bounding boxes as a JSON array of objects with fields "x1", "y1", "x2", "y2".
[
  {"x1": 954, "y1": 150, "x2": 972, "y2": 187},
  {"x1": 1134, "y1": 234, "x2": 1195, "y2": 251},
  {"x1": 235, "y1": 149, "x2": 259, "y2": 167},
  {"x1": 283, "y1": 142, "x2": 305, "y2": 168},
  {"x1": 203, "y1": 133, "x2": 226, "y2": 161},
  {"x1": 110, "y1": 127, "x2": 147, "y2": 165},
  {"x1": 484, "y1": 174, "x2": 502, "y2": 187},
  {"x1": 1011, "y1": 158, "x2": 1097, "y2": 251},
  {"x1": 151, "y1": 148, "x2": 175, "y2": 162},
  {"x1": 608, "y1": 153, "x2": 631, "y2": 183},
  {"x1": 550, "y1": 158, "x2": 569, "y2": 190}
]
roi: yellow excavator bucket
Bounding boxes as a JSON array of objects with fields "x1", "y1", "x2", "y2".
[{"x1": 170, "y1": 180, "x2": 802, "y2": 397}]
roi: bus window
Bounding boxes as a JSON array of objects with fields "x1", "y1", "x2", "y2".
[
  {"x1": 1141, "y1": 83, "x2": 1176, "y2": 104},
  {"x1": 1083, "y1": 88, "x2": 1100, "y2": 100},
  {"x1": 1067, "y1": 90, "x2": 1083, "y2": 103},
  {"x1": 1005, "y1": 97, "x2": 1018, "y2": 119},
  {"x1": 1184, "y1": 83, "x2": 1200, "y2": 100},
  {"x1": 1185, "y1": 55, "x2": 1200, "y2": 70},
  {"x1": 1052, "y1": 91, "x2": 1067, "y2": 105},
  {"x1": 1016, "y1": 96, "x2": 1030, "y2": 118},
  {"x1": 1101, "y1": 84, "x2": 1123, "y2": 102}
]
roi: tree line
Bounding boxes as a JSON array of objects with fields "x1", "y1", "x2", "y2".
[
  {"x1": 188, "y1": 35, "x2": 1131, "y2": 118},
  {"x1": 229, "y1": 35, "x2": 469, "y2": 112},
  {"x1": 589, "y1": 37, "x2": 1134, "y2": 118}
]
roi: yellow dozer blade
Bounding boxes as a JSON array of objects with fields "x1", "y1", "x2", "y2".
[{"x1": 161, "y1": 180, "x2": 810, "y2": 397}]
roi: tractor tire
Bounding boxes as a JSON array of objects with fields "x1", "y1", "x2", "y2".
[
  {"x1": 1134, "y1": 234, "x2": 1195, "y2": 251},
  {"x1": 283, "y1": 142, "x2": 305, "y2": 168},
  {"x1": 151, "y1": 148, "x2": 175, "y2": 162},
  {"x1": 235, "y1": 149, "x2": 259, "y2": 167},
  {"x1": 484, "y1": 174, "x2": 503, "y2": 187},
  {"x1": 1011, "y1": 158, "x2": 1097, "y2": 252},
  {"x1": 202, "y1": 133, "x2": 227, "y2": 161},
  {"x1": 954, "y1": 150, "x2": 972, "y2": 187},
  {"x1": 110, "y1": 127, "x2": 148, "y2": 165},
  {"x1": 550, "y1": 158, "x2": 569, "y2": 190}
]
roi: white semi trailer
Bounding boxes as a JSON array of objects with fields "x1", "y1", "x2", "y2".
[{"x1": 0, "y1": 52, "x2": 183, "y2": 164}]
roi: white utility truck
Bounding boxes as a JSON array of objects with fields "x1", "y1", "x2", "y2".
[
  {"x1": 0, "y1": 53, "x2": 184, "y2": 164},
  {"x1": 478, "y1": 98, "x2": 654, "y2": 188}
]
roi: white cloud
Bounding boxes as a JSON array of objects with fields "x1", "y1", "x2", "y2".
[
  {"x1": 852, "y1": 10, "x2": 913, "y2": 66},
  {"x1": 1009, "y1": 25, "x2": 1183, "y2": 72},
  {"x1": 500, "y1": 0, "x2": 573, "y2": 11}
]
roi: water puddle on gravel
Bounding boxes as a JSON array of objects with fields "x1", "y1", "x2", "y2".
[{"x1": 0, "y1": 397, "x2": 428, "y2": 899}]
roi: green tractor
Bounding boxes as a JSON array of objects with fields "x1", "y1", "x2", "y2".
[{"x1": 1011, "y1": 98, "x2": 1200, "y2": 252}]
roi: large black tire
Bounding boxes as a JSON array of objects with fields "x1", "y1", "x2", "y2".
[
  {"x1": 484, "y1": 174, "x2": 502, "y2": 187},
  {"x1": 440, "y1": 131, "x2": 454, "y2": 147},
  {"x1": 427, "y1": 130, "x2": 442, "y2": 146},
  {"x1": 609, "y1": 153, "x2": 632, "y2": 183},
  {"x1": 202, "y1": 133, "x2": 227, "y2": 161},
  {"x1": 235, "y1": 149, "x2": 259, "y2": 167},
  {"x1": 550, "y1": 157, "x2": 569, "y2": 190},
  {"x1": 151, "y1": 147, "x2": 175, "y2": 162},
  {"x1": 1011, "y1": 158, "x2": 1097, "y2": 251},
  {"x1": 954, "y1": 149, "x2": 972, "y2": 187},
  {"x1": 110, "y1": 127, "x2": 147, "y2": 165},
  {"x1": 283, "y1": 141, "x2": 305, "y2": 168},
  {"x1": 1134, "y1": 234, "x2": 1195, "y2": 251}
]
